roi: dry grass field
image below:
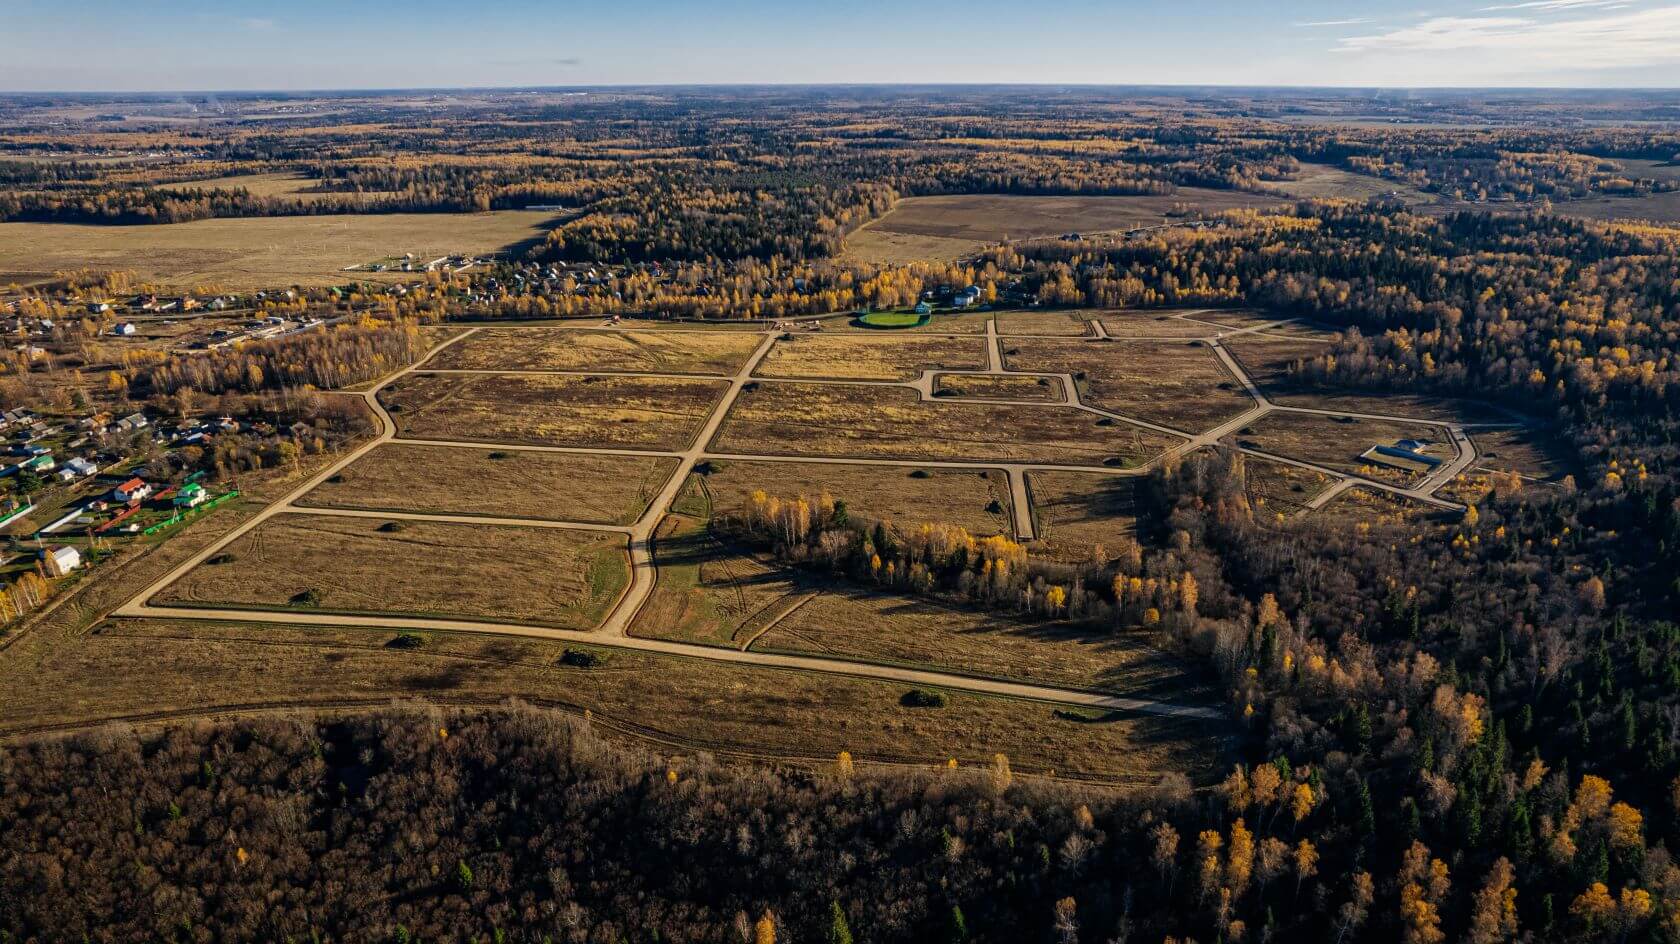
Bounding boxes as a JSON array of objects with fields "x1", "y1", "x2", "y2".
[
  {"x1": 1220, "y1": 332, "x2": 1337, "y2": 387},
  {"x1": 1470, "y1": 427, "x2": 1575, "y2": 480},
  {"x1": 1321, "y1": 486, "x2": 1429, "y2": 526},
  {"x1": 843, "y1": 191, "x2": 1289, "y2": 264},
  {"x1": 751, "y1": 588, "x2": 1213, "y2": 699},
  {"x1": 156, "y1": 513, "x2": 629, "y2": 628},
  {"x1": 1231, "y1": 414, "x2": 1444, "y2": 483},
  {"x1": 630, "y1": 514, "x2": 804, "y2": 647},
  {"x1": 0, "y1": 210, "x2": 563, "y2": 290},
  {"x1": 155, "y1": 171, "x2": 397, "y2": 203},
  {"x1": 381, "y1": 372, "x2": 727, "y2": 451},
  {"x1": 756, "y1": 333, "x2": 985, "y2": 380},
  {"x1": 1099, "y1": 311, "x2": 1223, "y2": 338},
  {"x1": 1243, "y1": 457, "x2": 1334, "y2": 517},
  {"x1": 995, "y1": 310, "x2": 1092, "y2": 336},
  {"x1": 1027, "y1": 471, "x2": 1142, "y2": 560},
  {"x1": 1552, "y1": 190, "x2": 1680, "y2": 225},
  {"x1": 1268, "y1": 163, "x2": 1437, "y2": 204},
  {"x1": 934, "y1": 373, "x2": 1065, "y2": 402},
  {"x1": 296, "y1": 444, "x2": 678, "y2": 523},
  {"x1": 427, "y1": 328, "x2": 763, "y2": 375},
  {"x1": 1, "y1": 618, "x2": 1223, "y2": 782},
  {"x1": 1002, "y1": 338, "x2": 1253, "y2": 432},
  {"x1": 690, "y1": 459, "x2": 1012, "y2": 536},
  {"x1": 715, "y1": 382, "x2": 1180, "y2": 466}
]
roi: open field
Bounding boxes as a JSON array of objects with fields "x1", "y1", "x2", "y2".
[
  {"x1": 1220, "y1": 332, "x2": 1337, "y2": 386},
  {"x1": 1552, "y1": 190, "x2": 1680, "y2": 225},
  {"x1": 1002, "y1": 338, "x2": 1253, "y2": 432},
  {"x1": 1099, "y1": 311, "x2": 1224, "y2": 338},
  {"x1": 1243, "y1": 456, "x2": 1334, "y2": 517},
  {"x1": 630, "y1": 514, "x2": 803, "y2": 647},
  {"x1": 156, "y1": 514, "x2": 629, "y2": 627},
  {"x1": 1230, "y1": 413, "x2": 1443, "y2": 483},
  {"x1": 0, "y1": 210, "x2": 562, "y2": 290},
  {"x1": 0, "y1": 617, "x2": 1225, "y2": 782},
  {"x1": 843, "y1": 191, "x2": 1289, "y2": 264},
  {"x1": 1322, "y1": 485, "x2": 1430, "y2": 526},
  {"x1": 714, "y1": 382, "x2": 1181, "y2": 466},
  {"x1": 381, "y1": 372, "x2": 727, "y2": 451},
  {"x1": 756, "y1": 333, "x2": 985, "y2": 380},
  {"x1": 934, "y1": 373, "x2": 1065, "y2": 402},
  {"x1": 751, "y1": 588, "x2": 1214, "y2": 699},
  {"x1": 1027, "y1": 471, "x2": 1142, "y2": 561},
  {"x1": 1268, "y1": 163, "x2": 1437, "y2": 204},
  {"x1": 690, "y1": 459, "x2": 1012, "y2": 536},
  {"x1": 426, "y1": 327, "x2": 763, "y2": 375},
  {"x1": 296, "y1": 444, "x2": 678, "y2": 524},
  {"x1": 995, "y1": 310, "x2": 1092, "y2": 336},
  {"x1": 1269, "y1": 390, "x2": 1514, "y2": 424},
  {"x1": 155, "y1": 171, "x2": 397, "y2": 203},
  {"x1": 1470, "y1": 426, "x2": 1575, "y2": 480}
]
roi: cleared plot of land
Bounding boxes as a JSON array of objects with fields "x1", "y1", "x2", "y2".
[
  {"x1": 843, "y1": 191, "x2": 1287, "y2": 264},
  {"x1": 691, "y1": 459, "x2": 1012, "y2": 536},
  {"x1": 1471, "y1": 427, "x2": 1574, "y2": 480},
  {"x1": 1321, "y1": 486, "x2": 1428, "y2": 526},
  {"x1": 752, "y1": 589, "x2": 1212, "y2": 699},
  {"x1": 715, "y1": 383, "x2": 1179, "y2": 467},
  {"x1": 426, "y1": 328, "x2": 762, "y2": 375},
  {"x1": 995, "y1": 311, "x2": 1091, "y2": 336},
  {"x1": 757, "y1": 333, "x2": 985, "y2": 381},
  {"x1": 1230, "y1": 414, "x2": 1443, "y2": 484},
  {"x1": 1269, "y1": 163, "x2": 1436, "y2": 204},
  {"x1": 630, "y1": 514, "x2": 802, "y2": 647},
  {"x1": 381, "y1": 372, "x2": 726, "y2": 451},
  {"x1": 156, "y1": 172, "x2": 396, "y2": 203},
  {"x1": 934, "y1": 373, "x2": 1065, "y2": 402},
  {"x1": 0, "y1": 210, "x2": 563, "y2": 290},
  {"x1": 1270, "y1": 391, "x2": 1513, "y2": 424},
  {"x1": 1028, "y1": 471, "x2": 1141, "y2": 561},
  {"x1": 157, "y1": 514, "x2": 628, "y2": 628},
  {"x1": 1552, "y1": 190, "x2": 1680, "y2": 225},
  {"x1": 1099, "y1": 311, "x2": 1222, "y2": 339},
  {"x1": 1003, "y1": 338, "x2": 1252, "y2": 432},
  {"x1": 1221, "y1": 333, "x2": 1337, "y2": 387},
  {"x1": 1243, "y1": 457, "x2": 1334, "y2": 517},
  {"x1": 5, "y1": 617, "x2": 1227, "y2": 782},
  {"x1": 296, "y1": 444, "x2": 678, "y2": 524}
]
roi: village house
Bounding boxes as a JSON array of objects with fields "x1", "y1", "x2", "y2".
[
  {"x1": 112, "y1": 477, "x2": 152, "y2": 504},
  {"x1": 174, "y1": 482, "x2": 208, "y2": 509},
  {"x1": 41, "y1": 545, "x2": 81, "y2": 577}
]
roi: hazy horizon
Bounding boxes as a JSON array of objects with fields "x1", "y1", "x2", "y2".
[{"x1": 6, "y1": 0, "x2": 1680, "y2": 92}]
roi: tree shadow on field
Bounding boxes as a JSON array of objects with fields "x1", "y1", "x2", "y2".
[{"x1": 402, "y1": 664, "x2": 471, "y2": 691}]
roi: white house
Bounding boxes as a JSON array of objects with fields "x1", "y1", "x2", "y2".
[
  {"x1": 55, "y1": 457, "x2": 97, "y2": 483},
  {"x1": 112, "y1": 477, "x2": 152, "y2": 503},
  {"x1": 42, "y1": 545, "x2": 81, "y2": 577}
]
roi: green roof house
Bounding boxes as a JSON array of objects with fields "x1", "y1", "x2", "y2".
[{"x1": 174, "y1": 482, "x2": 207, "y2": 508}]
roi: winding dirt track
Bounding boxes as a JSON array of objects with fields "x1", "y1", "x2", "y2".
[{"x1": 110, "y1": 310, "x2": 1515, "y2": 722}]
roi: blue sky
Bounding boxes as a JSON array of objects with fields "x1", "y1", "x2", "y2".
[{"x1": 4, "y1": 0, "x2": 1678, "y2": 91}]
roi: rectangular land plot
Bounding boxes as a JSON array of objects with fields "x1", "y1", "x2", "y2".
[
  {"x1": 1230, "y1": 413, "x2": 1444, "y2": 485},
  {"x1": 1003, "y1": 338, "x2": 1253, "y2": 433},
  {"x1": 756, "y1": 333, "x2": 985, "y2": 381},
  {"x1": 1244, "y1": 457, "x2": 1334, "y2": 518},
  {"x1": 1221, "y1": 333, "x2": 1337, "y2": 387},
  {"x1": 690, "y1": 459, "x2": 1012, "y2": 536},
  {"x1": 425, "y1": 328, "x2": 762, "y2": 375},
  {"x1": 1027, "y1": 471, "x2": 1141, "y2": 561},
  {"x1": 156, "y1": 514, "x2": 628, "y2": 628},
  {"x1": 297, "y1": 444, "x2": 679, "y2": 524},
  {"x1": 934, "y1": 373, "x2": 1065, "y2": 402},
  {"x1": 826, "y1": 311, "x2": 992, "y2": 334},
  {"x1": 751, "y1": 588, "x2": 1213, "y2": 699},
  {"x1": 630, "y1": 513, "x2": 803, "y2": 647},
  {"x1": 1470, "y1": 426, "x2": 1574, "y2": 481},
  {"x1": 995, "y1": 310, "x2": 1091, "y2": 336},
  {"x1": 1099, "y1": 311, "x2": 1222, "y2": 339},
  {"x1": 380, "y1": 372, "x2": 727, "y2": 451},
  {"x1": 714, "y1": 383, "x2": 1180, "y2": 467}
]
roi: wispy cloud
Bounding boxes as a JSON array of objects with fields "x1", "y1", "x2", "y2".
[
  {"x1": 1480, "y1": 0, "x2": 1630, "y2": 9},
  {"x1": 1296, "y1": 18, "x2": 1371, "y2": 26},
  {"x1": 1333, "y1": 4, "x2": 1680, "y2": 68}
]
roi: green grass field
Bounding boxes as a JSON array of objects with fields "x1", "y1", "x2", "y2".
[{"x1": 857, "y1": 310, "x2": 931, "y2": 329}]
